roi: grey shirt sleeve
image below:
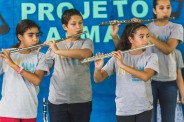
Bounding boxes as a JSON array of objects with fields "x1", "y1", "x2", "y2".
[
  {"x1": 45, "y1": 49, "x2": 55, "y2": 69},
  {"x1": 36, "y1": 53, "x2": 50, "y2": 76},
  {"x1": 102, "y1": 57, "x2": 115, "y2": 76},
  {"x1": 145, "y1": 53, "x2": 159, "y2": 75},
  {"x1": 170, "y1": 24, "x2": 183, "y2": 43},
  {"x1": 81, "y1": 38, "x2": 94, "y2": 54},
  {"x1": 175, "y1": 50, "x2": 184, "y2": 69}
]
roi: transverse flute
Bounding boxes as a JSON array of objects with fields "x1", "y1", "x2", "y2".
[
  {"x1": 0, "y1": 31, "x2": 87, "y2": 54},
  {"x1": 99, "y1": 17, "x2": 175, "y2": 26},
  {"x1": 81, "y1": 44, "x2": 154, "y2": 63}
]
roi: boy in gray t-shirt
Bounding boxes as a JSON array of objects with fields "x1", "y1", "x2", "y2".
[{"x1": 44, "y1": 9, "x2": 94, "y2": 122}]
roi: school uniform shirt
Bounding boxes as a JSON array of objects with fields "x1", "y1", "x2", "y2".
[
  {"x1": 46, "y1": 38, "x2": 94, "y2": 104},
  {"x1": 0, "y1": 51, "x2": 49, "y2": 118},
  {"x1": 147, "y1": 21, "x2": 183, "y2": 81},
  {"x1": 103, "y1": 51, "x2": 159, "y2": 116}
]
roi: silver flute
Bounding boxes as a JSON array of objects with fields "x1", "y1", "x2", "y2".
[
  {"x1": 99, "y1": 17, "x2": 175, "y2": 26},
  {"x1": 81, "y1": 44, "x2": 154, "y2": 63},
  {"x1": 0, "y1": 31, "x2": 87, "y2": 54}
]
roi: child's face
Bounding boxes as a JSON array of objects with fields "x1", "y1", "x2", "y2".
[
  {"x1": 63, "y1": 15, "x2": 83, "y2": 36},
  {"x1": 18, "y1": 27, "x2": 40, "y2": 48},
  {"x1": 153, "y1": 0, "x2": 171, "y2": 19},
  {"x1": 129, "y1": 27, "x2": 149, "y2": 48}
]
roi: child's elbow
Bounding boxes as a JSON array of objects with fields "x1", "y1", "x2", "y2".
[
  {"x1": 83, "y1": 50, "x2": 93, "y2": 59},
  {"x1": 94, "y1": 79, "x2": 101, "y2": 83},
  {"x1": 163, "y1": 48, "x2": 174, "y2": 55},
  {"x1": 142, "y1": 76, "x2": 151, "y2": 82},
  {"x1": 94, "y1": 77, "x2": 103, "y2": 83},
  {"x1": 34, "y1": 79, "x2": 42, "y2": 86},
  {"x1": 34, "y1": 82, "x2": 40, "y2": 86},
  {"x1": 163, "y1": 50, "x2": 172, "y2": 55}
]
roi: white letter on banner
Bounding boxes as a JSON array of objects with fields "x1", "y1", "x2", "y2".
[
  {"x1": 57, "y1": 2, "x2": 73, "y2": 19},
  {"x1": 82, "y1": 2, "x2": 90, "y2": 19},
  {"x1": 38, "y1": 3, "x2": 54, "y2": 21},
  {"x1": 132, "y1": 1, "x2": 148, "y2": 18},
  {"x1": 113, "y1": 0, "x2": 128, "y2": 17},
  {"x1": 21, "y1": 3, "x2": 36, "y2": 19},
  {"x1": 83, "y1": 26, "x2": 100, "y2": 43},
  {"x1": 104, "y1": 26, "x2": 112, "y2": 43},
  {"x1": 46, "y1": 27, "x2": 61, "y2": 41},
  {"x1": 93, "y1": 1, "x2": 107, "y2": 18}
]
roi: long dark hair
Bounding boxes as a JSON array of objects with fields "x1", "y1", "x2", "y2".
[
  {"x1": 61, "y1": 8, "x2": 83, "y2": 26},
  {"x1": 115, "y1": 23, "x2": 147, "y2": 51},
  {"x1": 12, "y1": 19, "x2": 41, "y2": 48}
]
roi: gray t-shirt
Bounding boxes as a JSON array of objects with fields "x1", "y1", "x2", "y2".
[
  {"x1": 174, "y1": 49, "x2": 184, "y2": 69},
  {"x1": 147, "y1": 21, "x2": 183, "y2": 81},
  {"x1": 103, "y1": 51, "x2": 159, "y2": 116},
  {"x1": 46, "y1": 38, "x2": 94, "y2": 104},
  {"x1": 0, "y1": 51, "x2": 49, "y2": 118}
]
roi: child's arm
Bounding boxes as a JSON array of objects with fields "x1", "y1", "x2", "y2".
[
  {"x1": 113, "y1": 51, "x2": 156, "y2": 81},
  {"x1": 118, "y1": 64, "x2": 155, "y2": 81},
  {"x1": 0, "y1": 50, "x2": 45, "y2": 86},
  {"x1": 45, "y1": 41, "x2": 93, "y2": 60},
  {"x1": 15, "y1": 66, "x2": 45, "y2": 86},
  {"x1": 54, "y1": 49, "x2": 92, "y2": 60},
  {"x1": 94, "y1": 69, "x2": 109, "y2": 83},
  {"x1": 148, "y1": 35, "x2": 179, "y2": 55},
  {"x1": 110, "y1": 21, "x2": 120, "y2": 47},
  {"x1": 176, "y1": 69, "x2": 184, "y2": 104},
  {"x1": 94, "y1": 55, "x2": 109, "y2": 83}
]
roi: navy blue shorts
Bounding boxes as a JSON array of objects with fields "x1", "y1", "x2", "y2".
[{"x1": 48, "y1": 101, "x2": 92, "y2": 122}]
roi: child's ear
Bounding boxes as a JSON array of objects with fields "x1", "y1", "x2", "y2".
[
  {"x1": 128, "y1": 36, "x2": 133, "y2": 43},
  {"x1": 62, "y1": 24, "x2": 67, "y2": 31},
  {"x1": 153, "y1": 8, "x2": 156, "y2": 15},
  {"x1": 18, "y1": 34, "x2": 23, "y2": 41}
]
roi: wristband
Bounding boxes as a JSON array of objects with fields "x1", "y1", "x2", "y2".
[{"x1": 17, "y1": 66, "x2": 23, "y2": 74}]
